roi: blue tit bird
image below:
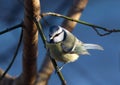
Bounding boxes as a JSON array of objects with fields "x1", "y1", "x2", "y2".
[{"x1": 46, "y1": 25, "x2": 103, "y2": 63}]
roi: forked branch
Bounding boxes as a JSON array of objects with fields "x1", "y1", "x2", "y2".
[{"x1": 41, "y1": 12, "x2": 120, "y2": 36}]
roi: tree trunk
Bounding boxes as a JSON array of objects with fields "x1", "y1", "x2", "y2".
[{"x1": 22, "y1": 0, "x2": 40, "y2": 85}]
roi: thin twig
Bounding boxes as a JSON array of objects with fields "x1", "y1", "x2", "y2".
[
  {"x1": 92, "y1": 26, "x2": 112, "y2": 36},
  {"x1": 48, "y1": 51, "x2": 67, "y2": 85},
  {"x1": 41, "y1": 12, "x2": 120, "y2": 36},
  {"x1": 0, "y1": 29, "x2": 23, "y2": 81},
  {"x1": 33, "y1": 17, "x2": 46, "y2": 45},
  {"x1": 0, "y1": 22, "x2": 23, "y2": 35},
  {"x1": 61, "y1": 0, "x2": 88, "y2": 32},
  {"x1": 33, "y1": 18, "x2": 67, "y2": 85}
]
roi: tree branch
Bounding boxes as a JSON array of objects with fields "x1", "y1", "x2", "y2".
[
  {"x1": 91, "y1": 26, "x2": 120, "y2": 36},
  {"x1": 0, "y1": 69, "x2": 14, "y2": 85},
  {"x1": 48, "y1": 53, "x2": 67, "y2": 85},
  {"x1": 0, "y1": 22, "x2": 22, "y2": 35},
  {"x1": 36, "y1": 54, "x2": 54, "y2": 85},
  {"x1": 41, "y1": 12, "x2": 120, "y2": 36},
  {"x1": 0, "y1": 29, "x2": 23, "y2": 81},
  {"x1": 61, "y1": 0, "x2": 88, "y2": 32},
  {"x1": 33, "y1": 17, "x2": 47, "y2": 45}
]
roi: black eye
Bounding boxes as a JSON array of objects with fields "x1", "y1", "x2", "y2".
[{"x1": 55, "y1": 34, "x2": 59, "y2": 37}]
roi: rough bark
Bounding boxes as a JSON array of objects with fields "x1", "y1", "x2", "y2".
[{"x1": 21, "y1": 0, "x2": 40, "y2": 85}]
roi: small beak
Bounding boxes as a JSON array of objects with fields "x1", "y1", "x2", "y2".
[
  {"x1": 50, "y1": 36, "x2": 53, "y2": 40},
  {"x1": 50, "y1": 35, "x2": 54, "y2": 40},
  {"x1": 49, "y1": 33, "x2": 55, "y2": 40}
]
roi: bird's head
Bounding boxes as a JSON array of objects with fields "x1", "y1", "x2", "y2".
[{"x1": 49, "y1": 25, "x2": 65, "y2": 43}]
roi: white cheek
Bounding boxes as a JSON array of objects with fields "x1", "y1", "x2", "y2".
[
  {"x1": 54, "y1": 37, "x2": 61, "y2": 42},
  {"x1": 54, "y1": 32, "x2": 64, "y2": 42}
]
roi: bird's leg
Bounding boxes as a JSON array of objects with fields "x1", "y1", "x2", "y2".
[
  {"x1": 55, "y1": 62, "x2": 66, "y2": 73},
  {"x1": 59, "y1": 63, "x2": 66, "y2": 71}
]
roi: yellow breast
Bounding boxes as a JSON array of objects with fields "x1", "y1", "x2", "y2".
[{"x1": 46, "y1": 42, "x2": 79, "y2": 63}]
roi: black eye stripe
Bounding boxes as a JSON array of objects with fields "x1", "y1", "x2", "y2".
[
  {"x1": 49, "y1": 31, "x2": 62, "y2": 37},
  {"x1": 49, "y1": 30, "x2": 64, "y2": 40},
  {"x1": 55, "y1": 30, "x2": 64, "y2": 37},
  {"x1": 55, "y1": 33, "x2": 60, "y2": 36}
]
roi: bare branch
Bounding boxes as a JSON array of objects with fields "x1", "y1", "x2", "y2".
[
  {"x1": 0, "y1": 69, "x2": 14, "y2": 85},
  {"x1": 41, "y1": 12, "x2": 120, "y2": 36},
  {"x1": 33, "y1": 18, "x2": 47, "y2": 45},
  {"x1": 0, "y1": 29, "x2": 23, "y2": 81},
  {"x1": 36, "y1": 54, "x2": 54, "y2": 85},
  {"x1": 48, "y1": 52, "x2": 67, "y2": 85},
  {"x1": 0, "y1": 22, "x2": 22, "y2": 35},
  {"x1": 91, "y1": 26, "x2": 120, "y2": 36},
  {"x1": 62, "y1": 0, "x2": 88, "y2": 32}
]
